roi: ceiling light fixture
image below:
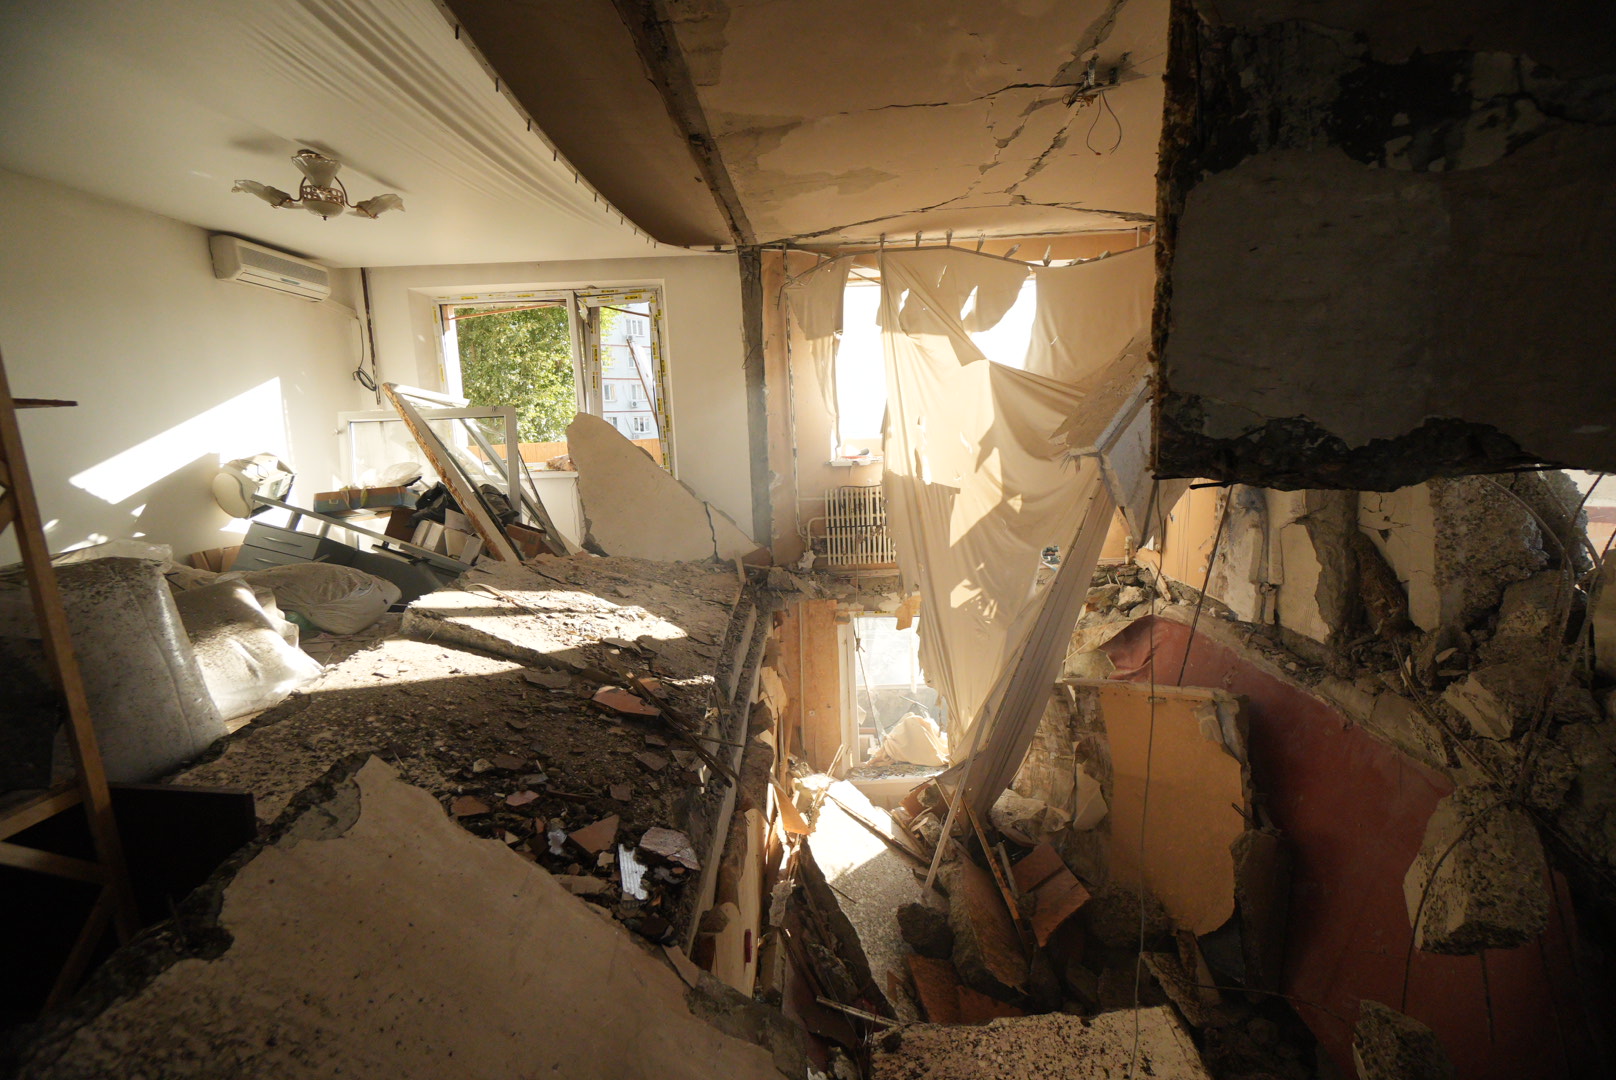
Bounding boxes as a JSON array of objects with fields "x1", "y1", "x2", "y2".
[{"x1": 233, "y1": 149, "x2": 404, "y2": 220}]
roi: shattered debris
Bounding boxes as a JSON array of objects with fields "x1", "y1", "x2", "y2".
[
  {"x1": 1353, "y1": 1001, "x2": 1455, "y2": 1080},
  {"x1": 1403, "y1": 785, "x2": 1549, "y2": 953},
  {"x1": 640, "y1": 826, "x2": 701, "y2": 871},
  {"x1": 870, "y1": 1008, "x2": 1212, "y2": 1080}
]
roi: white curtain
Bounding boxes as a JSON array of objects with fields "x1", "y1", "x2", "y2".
[
  {"x1": 876, "y1": 245, "x2": 1157, "y2": 768},
  {"x1": 782, "y1": 257, "x2": 851, "y2": 422}
]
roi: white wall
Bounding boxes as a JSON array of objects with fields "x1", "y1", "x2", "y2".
[
  {"x1": 0, "y1": 168, "x2": 368, "y2": 560},
  {"x1": 365, "y1": 253, "x2": 754, "y2": 537}
]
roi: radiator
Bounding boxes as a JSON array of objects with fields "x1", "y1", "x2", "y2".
[{"x1": 823, "y1": 484, "x2": 896, "y2": 568}]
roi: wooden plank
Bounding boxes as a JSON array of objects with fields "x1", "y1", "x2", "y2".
[
  {"x1": 0, "y1": 841, "x2": 109, "y2": 883},
  {"x1": 0, "y1": 785, "x2": 82, "y2": 842},
  {"x1": 382, "y1": 382, "x2": 521, "y2": 563},
  {"x1": 0, "y1": 350, "x2": 138, "y2": 939},
  {"x1": 798, "y1": 598, "x2": 843, "y2": 773},
  {"x1": 962, "y1": 801, "x2": 1037, "y2": 952}
]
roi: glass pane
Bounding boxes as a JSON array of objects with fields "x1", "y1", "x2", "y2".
[
  {"x1": 453, "y1": 302, "x2": 578, "y2": 469},
  {"x1": 597, "y1": 299, "x2": 662, "y2": 459},
  {"x1": 349, "y1": 418, "x2": 437, "y2": 487}
]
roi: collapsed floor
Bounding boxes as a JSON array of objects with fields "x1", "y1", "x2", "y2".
[{"x1": 8, "y1": 467, "x2": 1616, "y2": 1080}]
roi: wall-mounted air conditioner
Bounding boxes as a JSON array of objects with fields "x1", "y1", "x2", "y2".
[{"x1": 209, "y1": 235, "x2": 331, "y2": 301}]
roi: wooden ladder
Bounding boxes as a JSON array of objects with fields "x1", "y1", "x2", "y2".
[{"x1": 0, "y1": 347, "x2": 139, "y2": 1010}]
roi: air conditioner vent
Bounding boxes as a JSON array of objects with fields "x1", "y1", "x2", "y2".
[
  {"x1": 238, "y1": 246, "x2": 330, "y2": 288},
  {"x1": 209, "y1": 235, "x2": 331, "y2": 301}
]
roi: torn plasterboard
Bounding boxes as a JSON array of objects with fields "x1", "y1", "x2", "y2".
[
  {"x1": 1088, "y1": 680, "x2": 1249, "y2": 936},
  {"x1": 568, "y1": 413, "x2": 758, "y2": 562}
]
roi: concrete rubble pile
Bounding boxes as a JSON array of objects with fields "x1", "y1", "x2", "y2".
[
  {"x1": 1051, "y1": 468, "x2": 1616, "y2": 1077},
  {"x1": 776, "y1": 683, "x2": 1318, "y2": 1080}
]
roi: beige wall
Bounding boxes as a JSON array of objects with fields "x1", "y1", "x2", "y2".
[
  {"x1": 364, "y1": 253, "x2": 754, "y2": 537},
  {"x1": 0, "y1": 168, "x2": 366, "y2": 561}
]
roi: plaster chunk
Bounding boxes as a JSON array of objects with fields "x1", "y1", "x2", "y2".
[
  {"x1": 568, "y1": 413, "x2": 757, "y2": 563},
  {"x1": 1403, "y1": 785, "x2": 1548, "y2": 954},
  {"x1": 1353, "y1": 1001, "x2": 1454, "y2": 1080},
  {"x1": 1440, "y1": 660, "x2": 1545, "y2": 740}
]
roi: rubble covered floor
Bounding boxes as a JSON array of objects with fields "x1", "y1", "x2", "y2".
[
  {"x1": 175, "y1": 554, "x2": 747, "y2": 938},
  {"x1": 870, "y1": 1008, "x2": 1212, "y2": 1079},
  {"x1": 11, "y1": 759, "x2": 781, "y2": 1080}
]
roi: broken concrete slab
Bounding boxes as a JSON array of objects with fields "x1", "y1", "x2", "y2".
[
  {"x1": 797, "y1": 780, "x2": 922, "y2": 1021},
  {"x1": 1404, "y1": 785, "x2": 1549, "y2": 954},
  {"x1": 1141, "y1": 950, "x2": 1221, "y2": 1030},
  {"x1": 11, "y1": 759, "x2": 780, "y2": 1080},
  {"x1": 944, "y1": 858, "x2": 1028, "y2": 1002},
  {"x1": 897, "y1": 902, "x2": 954, "y2": 960},
  {"x1": 1485, "y1": 570, "x2": 1571, "y2": 659},
  {"x1": 1353, "y1": 1001, "x2": 1455, "y2": 1080},
  {"x1": 869, "y1": 1007, "x2": 1212, "y2": 1079},
  {"x1": 1441, "y1": 660, "x2": 1546, "y2": 740},
  {"x1": 1231, "y1": 827, "x2": 1291, "y2": 995},
  {"x1": 568, "y1": 412, "x2": 759, "y2": 563}
]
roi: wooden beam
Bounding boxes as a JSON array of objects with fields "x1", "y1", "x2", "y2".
[
  {"x1": 0, "y1": 842, "x2": 109, "y2": 884},
  {"x1": 0, "y1": 785, "x2": 82, "y2": 842},
  {"x1": 43, "y1": 887, "x2": 114, "y2": 1012},
  {"x1": 0, "y1": 349, "x2": 138, "y2": 939}
]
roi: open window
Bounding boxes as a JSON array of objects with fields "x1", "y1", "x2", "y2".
[
  {"x1": 829, "y1": 268, "x2": 1037, "y2": 462},
  {"x1": 436, "y1": 287, "x2": 671, "y2": 471}
]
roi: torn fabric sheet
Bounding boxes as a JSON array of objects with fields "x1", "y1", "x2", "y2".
[
  {"x1": 1028, "y1": 246, "x2": 1181, "y2": 543},
  {"x1": 783, "y1": 256, "x2": 851, "y2": 422},
  {"x1": 1024, "y1": 245, "x2": 1156, "y2": 382},
  {"x1": 876, "y1": 245, "x2": 1158, "y2": 757},
  {"x1": 879, "y1": 249, "x2": 1091, "y2": 751},
  {"x1": 867, "y1": 712, "x2": 949, "y2": 768}
]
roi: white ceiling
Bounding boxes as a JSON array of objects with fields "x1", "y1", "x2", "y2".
[
  {"x1": 0, "y1": 0, "x2": 668, "y2": 268},
  {"x1": 670, "y1": 0, "x2": 1167, "y2": 244}
]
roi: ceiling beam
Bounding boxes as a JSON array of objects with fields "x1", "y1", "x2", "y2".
[{"x1": 609, "y1": 0, "x2": 755, "y2": 246}]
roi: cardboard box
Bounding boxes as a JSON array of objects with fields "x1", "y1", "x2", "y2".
[
  {"x1": 187, "y1": 545, "x2": 241, "y2": 573},
  {"x1": 504, "y1": 522, "x2": 550, "y2": 561},
  {"x1": 383, "y1": 506, "x2": 416, "y2": 542}
]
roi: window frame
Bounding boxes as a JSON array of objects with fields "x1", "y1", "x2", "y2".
[{"x1": 434, "y1": 285, "x2": 674, "y2": 472}]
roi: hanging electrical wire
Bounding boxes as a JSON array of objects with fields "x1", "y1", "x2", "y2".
[{"x1": 1086, "y1": 89, "x2": 1124, "y2": 155}]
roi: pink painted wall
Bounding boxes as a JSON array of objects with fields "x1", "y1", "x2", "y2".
[{"x1": 1099, "y1": 617, "x2": 1610, "y2": 1079}]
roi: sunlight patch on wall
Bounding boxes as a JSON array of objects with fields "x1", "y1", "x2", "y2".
[{"x1": 69, "y1": 379, "x2": 286, "y2": 505}]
